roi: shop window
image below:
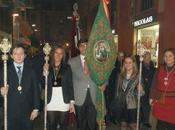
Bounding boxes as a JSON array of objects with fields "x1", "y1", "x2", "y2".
[
  {"x1": 141, "y1": 0, "x2": 153, "y2": 11},
  {"x1": 136, "y1": 25, "x2": 159, "y2": 67}
]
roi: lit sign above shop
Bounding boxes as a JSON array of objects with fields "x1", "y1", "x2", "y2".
[{"x1": 134, "y1": 16, "x2": 153, "y2": 27}]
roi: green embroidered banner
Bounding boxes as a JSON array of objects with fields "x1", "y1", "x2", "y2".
[{"x1": 86, "y1": 0, "x2": 117, "y2": 128}]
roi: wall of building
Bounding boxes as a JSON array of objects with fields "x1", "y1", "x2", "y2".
[
  {"x1": 117, "y1": 0, "x2": 175, "y2": 63},
  {"x1": 117, "y1": 0, "x2": 134, "y2": 54},
  {"x1": 158, "y1": 0, "x2": 175, "y2": 63}
]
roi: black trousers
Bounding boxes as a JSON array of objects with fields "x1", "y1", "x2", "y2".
[
  {"x1": 157, "y1": 120, "x2": 175, "y2": 130},
  {"x1": 75, "y1": 89, "x2": 97, "y2": 130},
  {"x1": 141, "y1": 104, "x2": 151, "y2": 123},
  {"x1": 47, "y1": 111, "x2": 68, "y2": 130},
  {"x1": 8, "y1": 114, "x2": 33, "y2": 130}
]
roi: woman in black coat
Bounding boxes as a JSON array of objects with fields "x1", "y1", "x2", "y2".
[{"x1": 43, "y1": 45, "x2": 75, "y2": 130}]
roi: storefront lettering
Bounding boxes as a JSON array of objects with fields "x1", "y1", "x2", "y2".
[{"x1": 134, "y1": 16, "x2": 153, "y2": 27}]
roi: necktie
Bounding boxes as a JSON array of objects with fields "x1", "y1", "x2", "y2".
[
  {"x1": 83, "y1": 60, "x2": 89, "y2": 77},
  {"x1": 17, "y1": 66, "x2": 22, "y2": 83}
]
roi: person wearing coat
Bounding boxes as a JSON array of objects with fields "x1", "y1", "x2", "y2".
[
  {"x1": 43, "y1": 45, "x2": 75, "y2": 130},
  {"x1": 0, "y1": 43, "x2": 40, "y2": 130}
]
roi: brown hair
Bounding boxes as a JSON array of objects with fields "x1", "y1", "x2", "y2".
[
  {"x1": 50, "y1": 44, "x2": 66, "y2": 67},
  {"x1": 77, "y1": 38, "x2": 88, "y2": 48},
  {"x1": 10, "y1": 43, "x2": 27, "y2": 55},
  {"x1": 163, "y1": 48, "x2": 175, "y2": 61}
]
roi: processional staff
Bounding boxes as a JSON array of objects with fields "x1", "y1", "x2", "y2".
[
  {"x1": 136, "y1": 43, "x2": 145, "y2": 130},
  {"x1": 43, "y1": 43, "x2": 51, "y2": 130},
  {"x1": 0, "y1": 38, "x2": 12, "y2": 130}
]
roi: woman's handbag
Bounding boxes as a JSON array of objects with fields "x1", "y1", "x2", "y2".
[{"x1": 66, "y1": 112, "x2": 76, "y2": 128}]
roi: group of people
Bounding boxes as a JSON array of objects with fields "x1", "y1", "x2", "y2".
[
  {"x1": 0, "y1": 39, "x2": 175, "y2": 130},
  {"x1": 107, "y1": 48, "x2": 175, "y2": 130},
  {"x1": 0, "y1": 39, "x2": 101, "y2": 130}
]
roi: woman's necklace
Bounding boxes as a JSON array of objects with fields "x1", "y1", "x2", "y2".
[
  {"x1": 122, "y1": 73, "x2": 132, "y2": 91},
  {"x1": 164, "y1": 65, "x2": 175, "y2": 86},
  {"x1": 53, "y1": 65, "x2": 60, "y2": 86}
]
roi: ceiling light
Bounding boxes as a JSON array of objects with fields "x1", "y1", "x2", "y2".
[{"x1": 32, "y1": 24, "x2": 36, "y2": 27}]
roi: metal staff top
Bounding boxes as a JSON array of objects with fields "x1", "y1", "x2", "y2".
[
  {"x1": 43, "y1": 43, "x2": 51, "y2": 61},
  {"x1": 0, "y1": 38, "x2": 11, "y2": 54}
]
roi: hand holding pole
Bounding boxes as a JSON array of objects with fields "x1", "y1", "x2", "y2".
[
  {"x1": 43, "y1": 43, "x2": 51, "y2": 130},
  {"x1": 136, "y1": 44, "x2": 145, "y2": 130},
  {"x1": 0, "y1": 38, "x2": 11, "y2": 130}
]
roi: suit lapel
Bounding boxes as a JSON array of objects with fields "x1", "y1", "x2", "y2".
[
  {"x1": 78, "y1": 56, "x2": 90, "y2": 79},
  {"x1": 11, "y1": 64, "x2": 19, "y2": 84},
  {"x1": 59, "y1": 64, "x2": 64, "y2": 77},
  {"x1": 78, "y1": 56, "x2": 84, "y2": 74},
  {"x1": 49, "y1": 66, "x2": 54, "y2": 80},
  {"x1": 21, "y1": 63, "x2": 27, "y2": 89},
  {"x1": 8, "y1": 64, "x2": 19, "y2": 90}
]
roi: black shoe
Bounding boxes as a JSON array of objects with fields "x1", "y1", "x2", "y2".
[{"x1": 143, "y1": 123, "x2": 152, "y2": 128}]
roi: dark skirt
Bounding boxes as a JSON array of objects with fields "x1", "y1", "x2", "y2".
[{"x1": 120, "y1": 108, "x2": 137, "y2": 124}]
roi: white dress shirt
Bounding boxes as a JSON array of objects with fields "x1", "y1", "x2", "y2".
[
  {"x1": 80, "y1": 54, "x2": 85, "y2": 68},
  {"x1": 13, "y1": 62, "x2": 24, "y2": 74}
]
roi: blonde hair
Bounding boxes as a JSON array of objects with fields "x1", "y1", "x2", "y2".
[{"x1": 120, "y1": 55, "x2": 138, "y2": 80}]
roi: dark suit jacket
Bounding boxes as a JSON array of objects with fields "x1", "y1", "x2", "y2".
[
  {"x1": 43, "y1": 64, "x2": 74, "y2": 104},
  {"x1": 0, "y1": 62, "x2": 40, "y2": 118}
]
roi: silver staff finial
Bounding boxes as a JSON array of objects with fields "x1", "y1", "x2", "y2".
[
  {"x1": 43, "y1": 43, "x2": 51, "y2": 56},
  {"x1": 43, "y1": 42, "x2": 51, "y2": 130},
  {"x1": 0, "y1": 38, "x2": 11, "y2": 54}
]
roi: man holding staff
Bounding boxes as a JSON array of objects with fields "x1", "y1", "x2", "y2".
[{"x1": 0, "y1": 43, "x2": 40, "y2": 130}]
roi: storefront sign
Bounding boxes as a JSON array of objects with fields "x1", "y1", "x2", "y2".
[{"x1": 134, "y1": 16, "x2": 153, "y2": 27}]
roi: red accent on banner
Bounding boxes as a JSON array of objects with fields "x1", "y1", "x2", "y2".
[{"x1": 102, "y1": 0, "x2": 110, "y2": 23}]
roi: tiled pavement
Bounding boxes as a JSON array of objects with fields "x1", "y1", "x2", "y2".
[
  {"x1": 33, "y1": 112, "x2": 119, "y2": 130},
  {"x1": 34, "y1": 112, "x2": 156, "y2": 130},
  {"x1": 0, "y1": 112, "x2": 156, "y2": 130}
]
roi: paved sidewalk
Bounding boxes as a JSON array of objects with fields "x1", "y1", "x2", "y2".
[
  {"x1": 34, "y1": 112, "x2": 119, "y2": 130},
  {"x1": 34, "y1": 113, "x2": 155, "y2": 130}
]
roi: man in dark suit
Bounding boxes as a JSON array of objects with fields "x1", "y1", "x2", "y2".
[{"x1": 0, "y1": 43, "x2": 40, "y2": 130}]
